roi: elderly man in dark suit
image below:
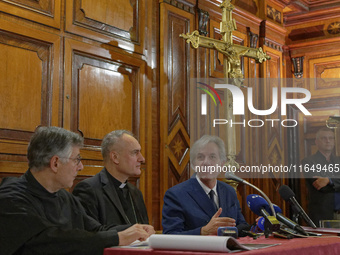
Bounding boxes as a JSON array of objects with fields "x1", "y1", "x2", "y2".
[
  {"x1": 73, "y1": 130, "x2": 149, "y2": 228},
  {"x1": 162, "y1": 135, "x2": 249, "y2": 236}
]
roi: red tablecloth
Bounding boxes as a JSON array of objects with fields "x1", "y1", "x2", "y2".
[{"x1": 104, "y1": 236, "x2": 340, "y2": 255}]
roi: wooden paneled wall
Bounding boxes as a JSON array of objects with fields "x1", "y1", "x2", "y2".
[
  {"x1": 159, "y1": 2, "x2": 194, "y2": 214},
  {"x1": 1, "y1": 0, "x2": 340, "y2": 230},
  {"x1": 158, "y1": 0, "x2": 289, "y2": 225},
  {"x1": 287, "y1": 24, "x2": 340, "y2": 218},
  {"x1": 0, "y1": 0, "x2": 157, "y2": 225}
]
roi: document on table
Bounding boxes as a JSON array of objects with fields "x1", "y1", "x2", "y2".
[{"x1": 120, "y1": 234, "x2": 280, "y2": 252}]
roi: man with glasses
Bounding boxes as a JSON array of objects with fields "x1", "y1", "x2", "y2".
[
  {"x1": 0, "y1": 126, "x2": 154, "y2": 255},
  {"x1": 302, "y1": 127, "x2": 340, "y2": 227},
  {"x1": 73, "y1": 130, "x2": 149, "y2": 227}
]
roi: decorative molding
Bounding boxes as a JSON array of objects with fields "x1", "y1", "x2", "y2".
[
  {"x1": 166, "y1": 119, "x2": 190, "y2": 177},
  {"x1": 198, "y1": 8, "x2": 209, "y2": 36},
  {"x1": 73, "y1": 0, "x2": 139, "y2": 43},
  {"x1": 162, "y1": 0, "x2": 195, "y2": 14},
  {"x1": 233, "y1": 0, "x2": 258, "y2": 15},
  {"x1": 0, "y1": 0, "x2": 61, "y2": 28},
  {"x1": 0, "y1": 31, "x2": 52, "y2": 141},
  {"x1": 248, "y1": 30, "x2": 259, "y2": 48},
  {"x1": 263, "y1": 38, "x2": 283, "y2": 52},
  {"x1": 2, "y1": 0, "x2": 53, "y2": 15},
  {"x1": 327, "y1": 22, "x2": 340, "y2": 35},
  {"x1": 267, "y1": 5, "x2": 282, "y2": 24},
  {"x1": 71, "y1": 52, "x2": 141, "y2": 146},
  {"x1": 280, "y1": 1, "x2": 340, "y2": 26},
  {"x1": 260, "y1": 20, "x2": 286, "y2": 46},
  {"x1": 291, "y1": 56, "x2": 304, "y2": 78},
  {"x1": 288, "y1": 25, "x2": 325, "y2": 42},
  {"x1": 168, "y1": 123, "x2": 190, "y2": 167}
]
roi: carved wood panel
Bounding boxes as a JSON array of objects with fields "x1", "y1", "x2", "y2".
[
  {"x1": 63, "y1": 38, "x2": 146, "y2": 161},
  {"x1": 0, "y1": 0, "x2": 61, "y2": 28},
  {"x1": 71, "y1": 53, "x2": 139, "y2": 145},
  {"x1": 0, "y1": 0, "x2": 155, "y2": 228},
  {"x1": 0, "y1": 20, "x2": 61, "y2": 174},
  {"x1": 233, "y1": 0, "x2": 259, "y2": 15},
  {"x1": 249, "y1": 44, "x2": 286, "y2": 218},
  {"x1": 308, "y1": 54, "x2": 340, "y2": 97},
  {"x1": 160, "y1": 2, "x2": 194, "y2": 212},
  {"x1": 63, "y1": 38, "x2": 152, "y2": 223},
  {"x1": 65, "y1": 0, "x2": 145, "y2": 53},
  {"x1": 0, "y1": 34, "x2": 45, "y2": 134},
  {"x1": 262, "y1": 47, "x2": 283, "y2": 153},
  {"x1": 81, "y1": 0, "x2": 134, "y2": 32}
]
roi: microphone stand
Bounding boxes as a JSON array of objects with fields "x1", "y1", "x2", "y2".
[
  {"x1": 244, "y1": 181, "x2": 276, "y2": 217},
  {"x1": 292, "y1": 212, "x2": 300, "y2": 224},
  {"x1": 225, "y1": 173, "x2": 276, "y2": 217}
]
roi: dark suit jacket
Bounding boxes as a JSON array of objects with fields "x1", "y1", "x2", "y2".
[
  {"x1": 162, "y1": 178, "x2": 249, "y2": 235},
  {"x1": 302, "y1": 151, "x2": 340, "y2": 227},
  {"x1": 73, "y1": 168, "x2": 149, "y2": 228}
]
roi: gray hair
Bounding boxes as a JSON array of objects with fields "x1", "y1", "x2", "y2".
[
  {"x1": 27, "y1": 126, "x2": 84, "y2": 170},
  {"x1": 101, "y1": 130, "x2": 135, "y2": 160},
  {"x1": 316, "y1": 127, "x2": 334, "y2": 139},
  {"x1": 190, "y1": 135, "x2": 227, "y2": 168}
]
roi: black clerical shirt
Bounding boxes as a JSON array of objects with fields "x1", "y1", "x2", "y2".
[
  {"x1": 105, "y1": 170, "x2": 141, "y2": 224},
  {"x1": 0, "y1": 170, "x2": 118, "y2": 255}
]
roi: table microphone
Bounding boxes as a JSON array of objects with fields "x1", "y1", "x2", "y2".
[
  {"x1": 247, "y1": 194, "x2": 280, "y2": 236},
  {"x1": 276, "y1": 213, "x2": 308, "y2": 236},
  {"x1": 278, "y1": 185, "x2": 317, "y2": 228},
  {"x1": 271, "y1": 202, "x2": 307, "y2": 235},
  {"x1": 273, "y1": 204, "x2": 282, "y2": 214},
  {"x1": 248, "y1": 194, "x2": 308, "y2": 236},
  {"x1": 250, "y1": 216, "x2": 265, "y2": 232},
  {"x1": 246, "y1": 194, "x2": 272, "y2": 216}
]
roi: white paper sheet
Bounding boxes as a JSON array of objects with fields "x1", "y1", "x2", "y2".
[{"x1": 148, "y1": 234, "x2": 251, "y2": 252}]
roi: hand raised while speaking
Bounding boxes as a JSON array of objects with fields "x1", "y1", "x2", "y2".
[{"x1": 200, "y1": 208, "x2": 236, "y2": 235}]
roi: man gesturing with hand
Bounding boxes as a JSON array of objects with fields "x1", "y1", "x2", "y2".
[{"x1": 200, "y1": 208, "x2": 236, "y2": 235}]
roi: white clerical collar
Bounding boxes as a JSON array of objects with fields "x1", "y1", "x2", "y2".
[
  {"x1": 119, "y1": 182, "x2": 127, "y2": 188},
  {"x1": 196, "y1": 175, "x2": 217, "y2": 195}
]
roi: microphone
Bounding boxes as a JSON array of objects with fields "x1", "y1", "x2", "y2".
[
  {"x1": 273, "y1": 204, "x2": 306, "y2": 234},
  {"x1": 257, "y1": 217, "x2": 265, "y2": 231},
  {"x1": 247, "y1": 194, "x2": 280, "y2": 234},
  {"x1": 278, "y1": 185, "x2": 317, "y2": 229},
  {"x1": 248, "y1": 194, "x2": 308, "y2": 236},
  {"x1": 272, "y1": 200, "x2": 308, "y2": 235},
  {"x1": 246, "y1": 194, "x2": 271, "y2": 216},
  {"x1": 225, "y1": 172, "x2": 245, "y2": 183},
  {"x1": 272, "y1": 204, "x2": 282, "y2": 215},
  {"x1": 225, "y1": 173, "x2": 276, "y2": 216},
  {"x1": 250, "y1": 216, "x2": 265, "y2": 233},
  {"x1": 276, "y1": 213, "x2": 308, "y2": 236}
]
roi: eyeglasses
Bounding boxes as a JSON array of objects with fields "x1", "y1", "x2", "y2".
[{"x1": 60, "y1": 155, "x2": 82, "y2": 165}]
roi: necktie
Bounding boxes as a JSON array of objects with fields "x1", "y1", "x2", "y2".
[{"x1": 209, "y1": 190, "x2": 218, "y2": 211}]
